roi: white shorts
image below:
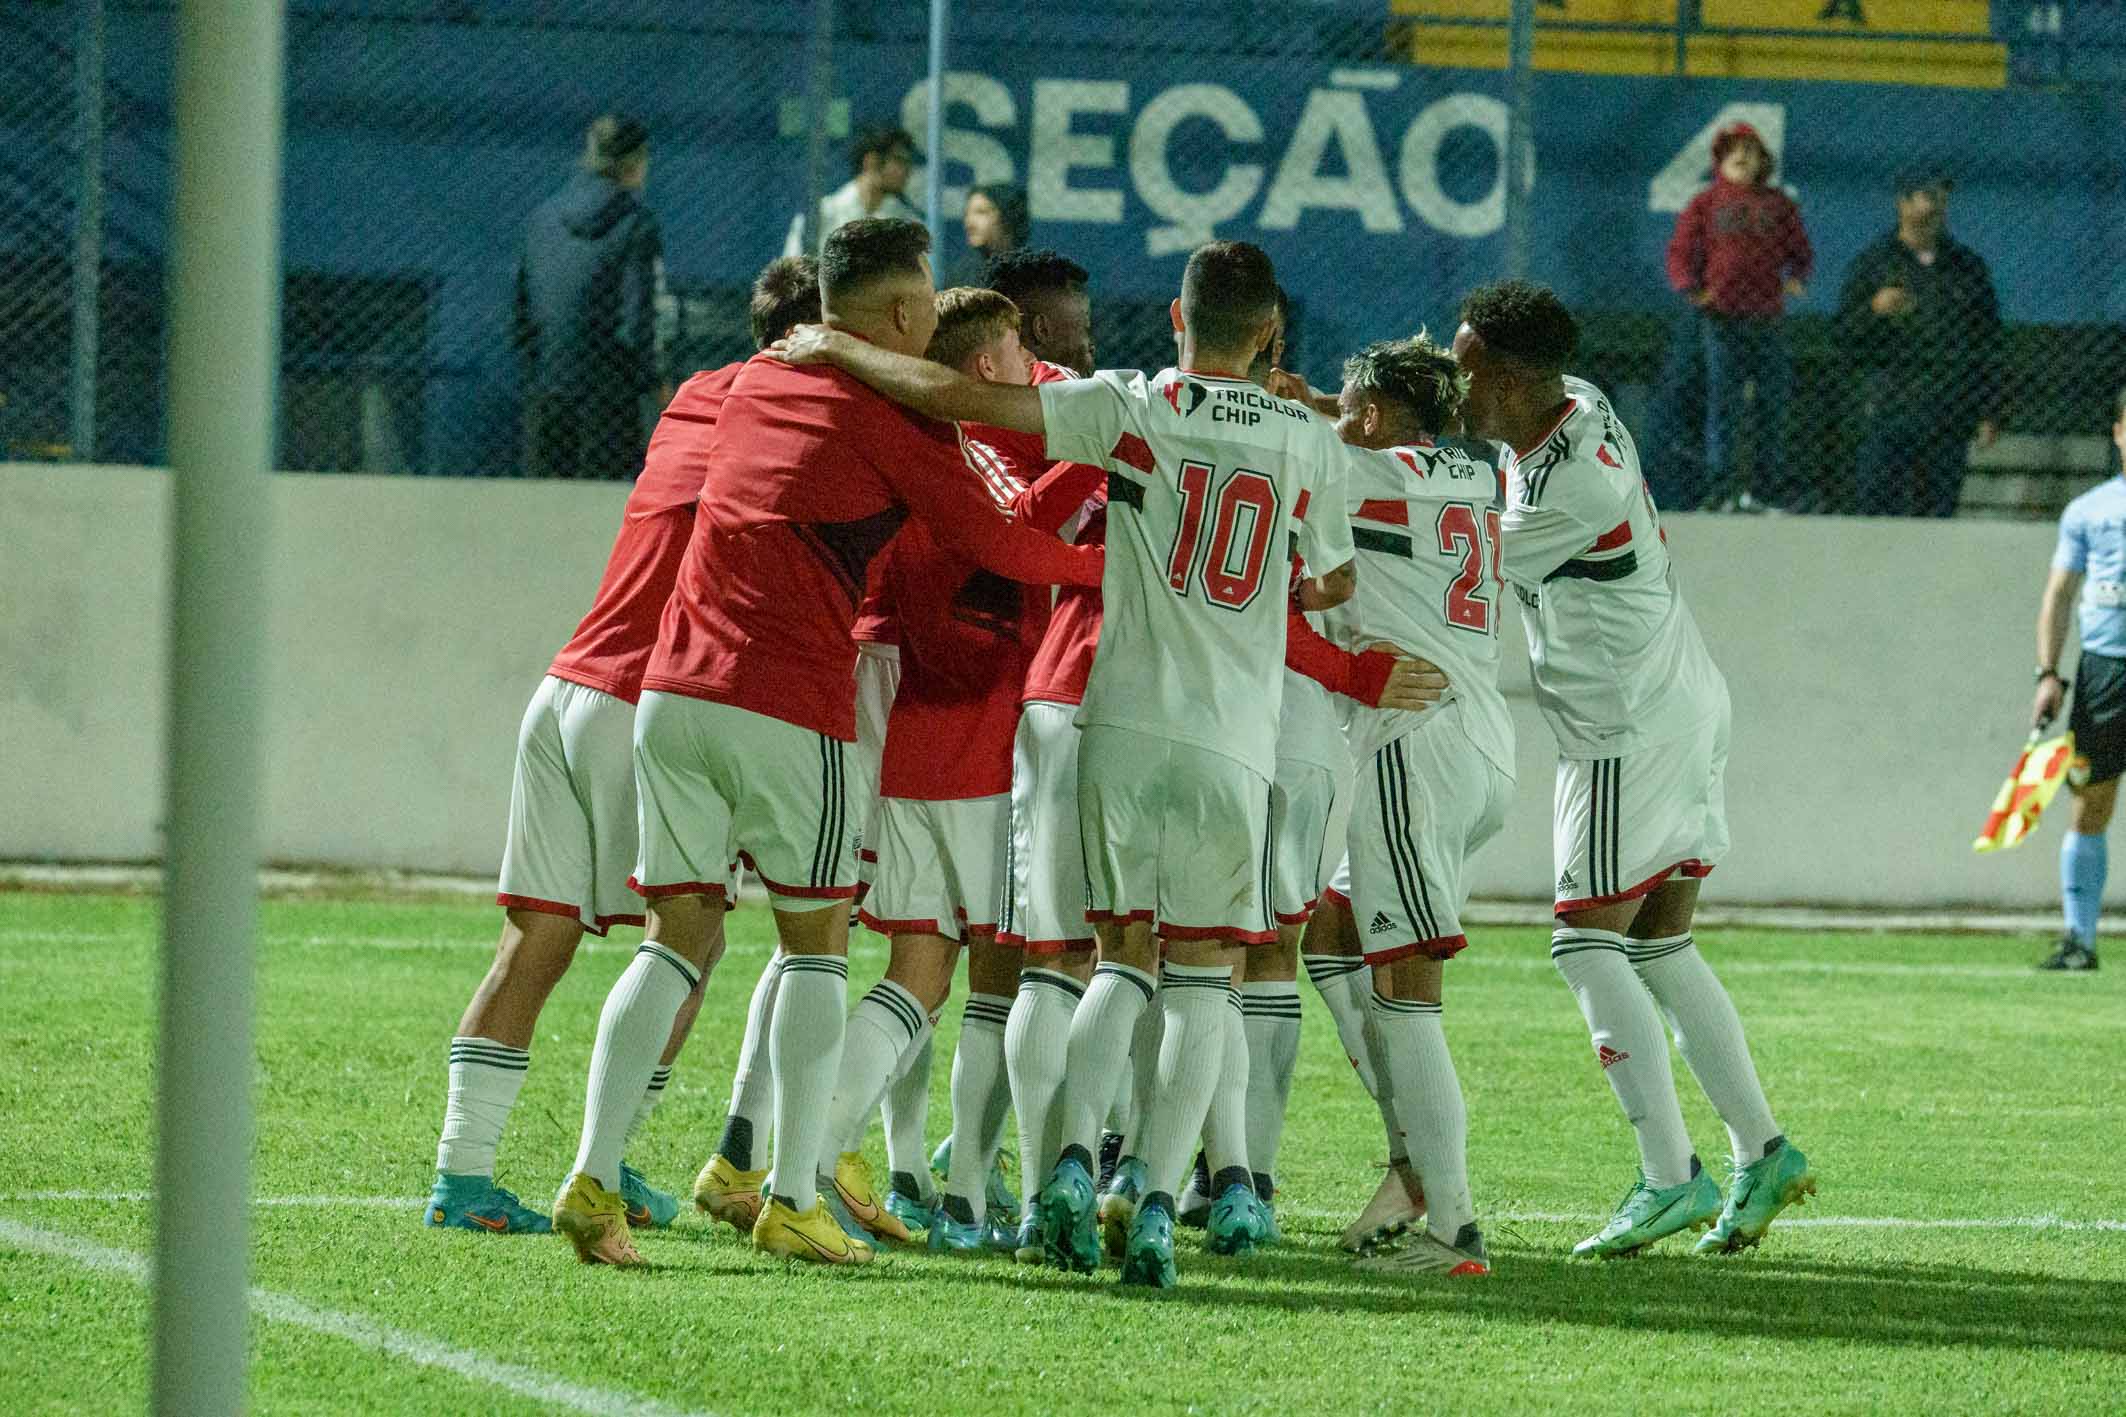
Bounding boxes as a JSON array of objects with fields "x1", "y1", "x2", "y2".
[
  {"x1": 497, "y1": 675, "x2": 644, "y2": 935},
  {"x1": 852, "y1": 643, "x2": 901, "y2": 879},
  {"x1": 858, "y1": 793, "x2": 1009, "y2": 941},
  {"x1": 1000, "y1": 701, "x2": 1093, "y2": 954},
  {"x1": 1552, "y1": 708, "x2": 1728, "y2": 915},
  {"x1": 1270, "y1": 757, "x2": 1344, "y2": 927},
  {"x1": 632, "y1": 691, "x2": 858, "y2": 913},
  {"x1": 1338, "y1": 703, "x2": 1511, "y2": 963},
  {"x1": 1078, "y1": 724, "x2": 1274, "y2": 945}
]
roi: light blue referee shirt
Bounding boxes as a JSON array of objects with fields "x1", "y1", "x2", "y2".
[{"x1": 2054, "y1": 474, "x2": 2126, "y2": 659}]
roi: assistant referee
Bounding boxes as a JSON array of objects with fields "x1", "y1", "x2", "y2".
[{"x1": 2029, "y1": 391, "x2": 2126, "y2": 972}]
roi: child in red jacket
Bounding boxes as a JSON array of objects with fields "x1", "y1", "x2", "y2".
[{"x1": 1648, "y1": 123, "x2": 1813, "y2": 511}]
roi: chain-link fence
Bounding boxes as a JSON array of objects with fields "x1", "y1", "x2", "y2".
[{"x1": 5, "y1": 0, "x2": 2123, "y2": 517}]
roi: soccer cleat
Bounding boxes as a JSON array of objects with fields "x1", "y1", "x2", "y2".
[
  {"x1": 618, "y1": 1162, "x2": 678, "y2": 1229},
  {"x1": 1035, "y1": 1155, "x2": 1102, "y2": 1273},
  {"x1": 926, "y1": 1199, "x2": 988, "y2": 1254},
  {"x1": 426, "y1": 1173, "x2": 551, "y2": 1235},
  {"x1": 1096, "y1": 1130, "x2": 1125, "y2": 1194},
  {"x1": 1696, "y1": 1139, "x2": 1817, "y2": 1255},
  {"x1": 1258, "y1": 1193, "x2": 1283, "y2": 1247},
  {"x1": 551, "y1": 1172, "x2": 644, "y2": 1267},
  {"x1": 1118, "y1": 1199, "x2": 1178, "y2": 1289},
  {"x1": 1012, "y1": 1211, "x2": 1044, "y2": 1264},
  {"x1": 1176, "y1": 1150, "x2": 1213, "y2": 1228},
  {"x1": 692, "y1": 1153, "x2": 768, "y2": 1234},
  {"x1": 1098, "y1": 1156, "x2": 1149, "y2": 1261},
  {"x1": 884, "y1": 1170, "x2": 934, "y2": 1237},
  {"x1": 830, "y1": 1151, "x2": 912, "y2": 1244},
  {"x1": 1204, "y1": 1182, "x2": 1272, "y2": 1257},
  {"x1": 2039, "y1": 937, "x2": 2100, "y2": 972},
  {"x1": 1572, "y1": 1162, "x2": 1724, "y2": 1260},
  {"x1": 1355, "y1": 1222, "x2": 1491, "y2": 1277},
  {"x1": 1341, "y1": 1163, "x2": 1426, "y2": 1253},
  {"x1": 752, "y1": 1194, "x2": 875, "y2": 1266}
]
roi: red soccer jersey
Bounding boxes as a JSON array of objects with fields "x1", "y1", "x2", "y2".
[
  {"x1": 1016, "y1": 464, "x2": 1107, "y2": 707},
  {"x1": 640, "y1": 353, "x2": 1103, "y2": 741},
  {"x1": 547, "y1": 364, "x2": 738, "y2": 703}
]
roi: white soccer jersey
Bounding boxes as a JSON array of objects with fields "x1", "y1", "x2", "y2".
[
  {"x1": 1326, "y1": 437, "x2": 1514, "y2": 777},
  {"x1": 1499, "y1": 376, "x2": 1726, "y2": 760},
  {"x1": 1040, "y1": 368, "x2": 1355, "y2": 780}
]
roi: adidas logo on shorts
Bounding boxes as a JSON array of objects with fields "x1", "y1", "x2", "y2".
[
  {"x1": 1557, "y1": 868, "x2": 1578, "y2": 895},
  {"x1": 1368, "y1": 912, "x2": 1394, "y2": 935}
]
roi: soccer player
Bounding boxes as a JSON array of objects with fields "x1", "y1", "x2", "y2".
[
  {"x1": 1454, "y1": 280, "x2": 1814, "y2": 1258},
  {"x1": 422, "y1": 255, "x2": 820, "y2": 1237},
  {"x1": 988, "y1": 248, "x2": 1096, "y2": 375},
  {"x1": 549, "y1": 218, "x2": 1103, "y2": 1268},
  {"x1": 2028, "y1": 388, "x2": 2126, "y2": 973},
  {"x1": 772, "y1": 239, "x2": 1444, "y2": 1287}
]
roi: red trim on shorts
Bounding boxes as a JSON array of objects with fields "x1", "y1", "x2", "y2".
[
  {"x1": 857, "y1": 910, "x2": 947, "y2": 937},
  {"x1": 743, "y1": 856, "x2": 861, "y2": 901},
  {"x1": 1319, "y1": 886, "x2": 1352, "y2": 912},
  {"x1": 858, "y1": 849, "x2": 879, "y2": 865},
  {"x1": 1275, "y1": 903, "x2": 1316, "y2": 926},
  {"x1": 626, "y1": 875, "x2": 731, "y2": 903},
  {"x1": 1160, "y1": 921, "x2": 1280, "y2": 946},
  {"x1": 592, "y1": 911, "x2": 648, "y2": 935},
  {"x1": 999, "y1": 930, "x2": 1098, "y2": 954},
  {"x1": 1554, "y1": 859, "x2": 1710, "y2": 917},
  {"x1": 962, "y1": 921, "x2": 1001, "y2": 937},
  {"x1": 1365, "y1": 933, "x2": 1469, "y2": 965},
  {"x1": 497, "y1": 893, "x2": 583, "y2": 923}
]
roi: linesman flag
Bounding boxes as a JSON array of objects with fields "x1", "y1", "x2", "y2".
[{"x1": 1973, "y1": 730, "x2": 2078, "y2": 853}]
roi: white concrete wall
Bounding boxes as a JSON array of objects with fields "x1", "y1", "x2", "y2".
[{"x1": 1, "y1": 462, "x2": 2091, "y2": 907}]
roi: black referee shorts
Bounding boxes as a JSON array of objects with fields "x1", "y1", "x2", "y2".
[{"x1": 2068, "y1": 650, "x2": 2126, "y2": 787}]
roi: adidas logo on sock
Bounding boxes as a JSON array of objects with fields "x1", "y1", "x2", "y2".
[
  {"x1": 1596, "y1": 1043, "x2": 1630, "y2": 1070},
  {"x1": 1368, "y1": 912, "x2": 1394, "y2": 935}
]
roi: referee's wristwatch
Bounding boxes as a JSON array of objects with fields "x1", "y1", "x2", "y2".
[{"x1": 2036, "y1": 666, "x2": 2069, "y2": 691}]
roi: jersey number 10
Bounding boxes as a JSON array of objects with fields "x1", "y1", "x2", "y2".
[
  {"x1": 1166, "y1": 460, "x2": 1280, "y2": 611},
  {"x1": 1437, "y1": 502, "x2": 1503, "y2": 635}
]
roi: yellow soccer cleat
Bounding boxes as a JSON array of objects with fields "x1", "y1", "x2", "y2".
[
  {"x1": 693, "y1": 1153, "x2": 769, "y2": 1235},
  {"x1": 752, "y1": 1194, "x2": 876, "y2": 1266},
  {"x1": 831, "y1": 1151, "x2": 911, "y2": 1243},
  {"x1": 552, "y1": 1171, "x2": 644, "y2": 1267}
]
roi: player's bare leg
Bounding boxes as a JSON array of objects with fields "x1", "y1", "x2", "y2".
[
  {"x1": 1007, "y1": 944, "x2": 1093, "y2": 1259},
  {"x1": 933, "y1": 935, "x2": 1022, "y2": 1248},
  {"x1": 1620, "y1": 878, "x2": 1813, "y2": 1253}
]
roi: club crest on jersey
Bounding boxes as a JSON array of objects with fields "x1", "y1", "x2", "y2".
[
  {"x1": 1596, "y1": 442, "x2": 1623, "y2": 469},
  {"x1": 1162, "y1": 378, "x2": 1209, "y2": 418}
]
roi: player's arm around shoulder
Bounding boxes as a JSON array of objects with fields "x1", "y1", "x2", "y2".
[{"x1": 771, "y1": 323, "x2": 1045, "y2": 432}]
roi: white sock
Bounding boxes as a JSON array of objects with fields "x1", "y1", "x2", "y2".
[
  {"x1": 1303, "y1": 953, "x2": 1379, "y2": 1095},
  {"x1": 1629, "y1": 934, "x2": 1782, "y2": 1163},
  {"x1": 946, "y1": 992, "x2": 1011, "y2": 1220},
  {"x1": 1006, "y1": 969, "x2": 1082, "y2": 1207},
  {"x1": 1104, "y1": 1057, "x2": 1136, "y2": 1139},
  {"x1": 1126, "y1": 984, "x2": 1164, "y2": 1154},
  {"x1": 1138, "y1": 963, "x2": 1236, "y2": 1198},
  {"x1": 624, "y1": 1065, "x2": 672, "y2": 1152},
  {"x1": 1357, "y1": 990, "x2": 1405, "y2": 1161},
  {"x1": 1240, "y1": 980, "x2": 1300, "y2": 1189},
  {"x1": 823, "y1": 978, "x2": 928, "y2": 1172},
  {"x1": 1198, "y1": 987, "x2": 1251, "y2": 1184},
  {"x1": 1056, "y1": 961, "x2": 1156, "y2": 1166},
  {"x1": 435, "y1": 1037, "x2": 529, "y2": 1177},
  {"x1": 879, "y1": 1024, "x2": 935, "y2": 1180},
  {"x1": 1552, "y1": 928, "x2": 1695, "y2": 1188},
  {"x1": 572, "y1": 943, "x2": 700, "y2": 1192},
  {"x1": 719, "y1": 951, "x2": 782, "y2": 1170},
  {"x1": 767, "y1": 953, "x2": 850, "y2": 1207},
  {"x1": 1371, "y1": 994, "x2": 1474, "y2": 1243}
]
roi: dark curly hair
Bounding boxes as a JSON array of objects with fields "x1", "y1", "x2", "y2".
[
  {"x1": 1342, "y1": 332, "x2": 1465, "y2": 435},
  {"x1": 987, "y1": 247, "x2": 1089, "y2": 308},
  {"x1": 1460, "y1": 279, "x2": 1579, "y2": 373}
]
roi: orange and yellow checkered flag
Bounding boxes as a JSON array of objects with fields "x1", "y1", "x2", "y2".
[{"x1": 1973, "y1": 730, "x2": 2078, "y2": 853}]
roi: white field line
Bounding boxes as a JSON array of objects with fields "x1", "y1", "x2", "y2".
[
  {"x1": 5, "y1": 1191, "x2": 2121, "y2": 1234},
  {"x1": 0, "y1": 1217, "x2": 711, "y2": 1417}
]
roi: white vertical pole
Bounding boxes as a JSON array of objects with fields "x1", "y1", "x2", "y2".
[
  {"x1": 70, "y1": 0, "x2": 106, "y2": 460},
  {"x1": 923, "y1": 0, "x2": 949, "y2": 245},
  {"x1": 1503, "y1": 0, "x2": 1535, "y2": 280},
  {"x1": 154, "y1": 0, "x2": 283, "y2": 1412}
]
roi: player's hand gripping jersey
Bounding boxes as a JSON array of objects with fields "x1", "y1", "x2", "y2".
[
  {"x1": 1498, "y1": 376, "x2": 1727, "y2": 758},
  {"x1": 1036, "y1": 369, "x2": 1355, "y2": 777}
]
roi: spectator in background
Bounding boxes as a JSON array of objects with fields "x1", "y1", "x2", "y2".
[
  {"x1": 948, "y1": 182, "x2": 1029, "y2": 287},
  {"x1": 516, "y1": 114, "x2": 666, "y2": 480},
  {"x1": 815, "y1": 126, "x2": 920, "y2": 251},
  {"x1": 1646, "y1": 122, "x2": 1812, "y2": 514},
  {"x1": 1838, "y1": 168, "x2": 2002, "y2": 517}
]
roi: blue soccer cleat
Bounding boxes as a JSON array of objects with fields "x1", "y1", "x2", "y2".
[
  {"x1": 1099, "y1": 1155, "x2": 1150, "y2": 1261},
  {"x1": 1205, "y1": 1182, "x2": 1272, "y2": 1257},
  {"x1": 1036, "y1": 1155, "x2": 1102, "y2": 1273},
  {"x1": 618, "y1": 1162, "x2": 679, "y2": 1229},
  {"x1": 926, "y1": 1198, "x2": 988, "y2": 1254},
  {"x1": 1012, "y1": 1211, "x2": 1044, "y2": 1264},
  {"x1": 426, "y1": 1172, "x2": 550, "y2": 1234},
  {"x1": 885, "y1": 1170, "x2": 934, "y2": 1237},
  {"x1": 1119, "y1": 1198, "x2": 1178, "y2": 1289}
]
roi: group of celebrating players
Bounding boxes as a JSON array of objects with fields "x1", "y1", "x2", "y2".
[{"x1": 422, "y1": 217, "x2": 1817, "y2": 1286}]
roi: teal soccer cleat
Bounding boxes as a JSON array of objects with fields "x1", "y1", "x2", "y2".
[
  {"x1": 926, "y1": 1198, "x2": 988, "y2": 1254},
  {"x1": 618, "y1": 1162, "x2": 679, "y2": 1229},
  {"x1": 1098, "y1": 1155, "x2": 1150, "y2": 1260},
  {"x1": 1012, "y1": 1211, "x2": 1044, "y2": 1264},
  {"x1": 1696, "y1": 1139, "x2": 1817, "y2": 1255},
  {"x1": 1573, "y1": 1161, "x2": 1723, "y2": 1260},
  {"x1": 885, "y1": 1171, "x2": 934, "y2": 1238},
  {"x1": 425, "y1": 1173, "x2": 551, "y2": 1234},
  {"x1": 1036, "y1": 1154, "x2": 1102, "y2": 1273},
  {"x1": 1119, "y1": 1197, "x2": 1178, "y2": 1288},
  {"x1": 1204, "y1": 1182, "x2": 1271, "y2": 1257}
]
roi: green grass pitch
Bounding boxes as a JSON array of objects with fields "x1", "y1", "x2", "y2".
[{"x1": 2, "y1": 889, "x2": 2121, "y2": 1414}]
